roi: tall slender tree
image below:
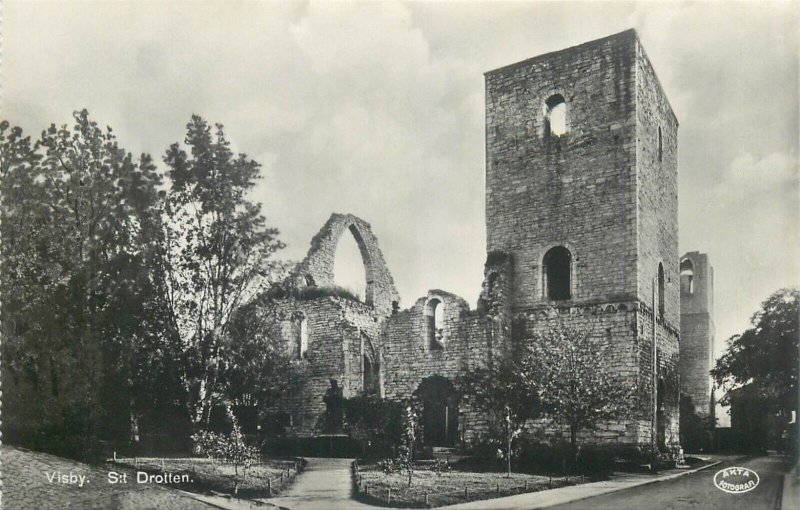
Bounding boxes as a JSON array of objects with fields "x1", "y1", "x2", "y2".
[
  {"x1": 160, "y1": 116, "x2": 284, "y2": 434},
  {"x1": 458, "y1": 340, "x2": 540, "y2": 477}
]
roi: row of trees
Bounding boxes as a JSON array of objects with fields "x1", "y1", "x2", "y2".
[{"x1": 0, "y1": 111, "x2": 291, "y2": 458}]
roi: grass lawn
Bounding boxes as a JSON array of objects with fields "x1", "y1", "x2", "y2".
[
  {"x1": 355, "y1": 462, "x2": 586, "y2": 508},
  {"x1": 113, "y1": 456, "x2": 302, "y2": 498}
]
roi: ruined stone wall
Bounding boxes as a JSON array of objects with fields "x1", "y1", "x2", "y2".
[
  {"x1": 680, "y1": 252, "x2": 715, "y2": 416},
  {"x1": 485, "y1": 30, "x2": 639, "y2": 308},
  {"x1": 381, "y1": 291, "x2": 493, "y2": 442},
  {"x1": 636, "y1": 305, "x2": 682, "y2": 446},
  {"x1": 634, "y1": 37, "x2": 680, "y2": 328},
  {"x1": 273, "y1": 296, "x2": 382, "y2": 436},
  {"x1": 290, "y1": 214, "x2": 400, "y2": 317}
]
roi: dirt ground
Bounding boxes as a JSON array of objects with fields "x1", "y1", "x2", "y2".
[{"x1": 2, "y1": 445, "x2": 218, "y2": 509}]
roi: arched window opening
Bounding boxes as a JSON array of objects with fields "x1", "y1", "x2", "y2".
[
  {"x1": 361, "y1": 332, "x2": 380, "y2": 396},
  {"x1": 333, "y1": 225, "x2": 368, "y2": 302},
  {"x1": 657, "y1": 127, "x2": 663, "y2": 162},
  {"x1": 297, "y1": 314, "x2": 308, "y2": 359},
  {"x1": 363, "y1": 355, "x2": 379, "y2": 396},
  {"x1": 543, "y1": 246, "x2": 572, "y2": 301},
  {"x1": 425, "y1": 298, "x2": 445, "y2": 350},
  {"x1": 544, "y1": 94, "x2": 567, "y2": 137},
  {"x1": 657, "y1": 263, "x2": 665, "y2": 320},
  {"x1": 680, "y1": 259, "x2": 694, "y2": 294},
  {"x1": 392, "y1": 300, "x2": 399, "y2": 315},
  {"x1": 304, "y1": 274, "x2": 316, "y2": 287}
]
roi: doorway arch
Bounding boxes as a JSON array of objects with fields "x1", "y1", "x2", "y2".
[{"x1": 414, "y1": 376, "x2": 459, "y2": 447}]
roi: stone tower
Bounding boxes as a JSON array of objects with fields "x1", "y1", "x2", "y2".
[
  {"x1": 484, "y1": 29, "x2": 681, "y2": 446},
  {"x1": 679, "y1": 251, "x2": 715, "y2": 418}
]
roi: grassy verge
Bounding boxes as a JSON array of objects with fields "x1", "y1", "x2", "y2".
[
  {"x1": 112, "y1": 456, "x2": 304, "y2": 499},
  {"x1": 353, "y1": 462, "x2": 591, "y2": 508}
]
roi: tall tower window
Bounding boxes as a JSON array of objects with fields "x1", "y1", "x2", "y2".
[
  {"x1": 544, "y1": 94, "x2": 567, "y2": 137},
  {"x1": 543, "y1": 246, "x2": 572, "y2": 300},
  {"x1": 680, "y1": 259, "x2": 694, "y2": 294},
  {"x1": 425, "y1": 298, "x2": 445, "y2": 350},
  {"x1": 657, "y1": 263, "x2": 665, "y2": 320}
]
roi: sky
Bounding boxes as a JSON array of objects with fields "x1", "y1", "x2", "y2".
[{"x1": 3, "y1": 1, "x2": 798, "y2": 364}]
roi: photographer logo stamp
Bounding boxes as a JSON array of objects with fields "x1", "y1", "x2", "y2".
[{"x1": 713, "y1": 467, "x2": 759, "y2": 494}]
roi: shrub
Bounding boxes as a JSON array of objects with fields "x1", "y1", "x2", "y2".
[
  {"x1": 341, "y1": 396, "x2": 405, "y2": 457},
  {"x1": 293, "y1": 285, "x2": 361, "y2": 303},
  {"x1": 191, "y1": 405, "x2": 260, "y2": 495},
  {"x1": 430, "y1": 458, "x2": 452, "y2": 476}
]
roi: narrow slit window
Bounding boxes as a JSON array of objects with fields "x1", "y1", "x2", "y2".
[
  {"x1": 657, "y1": 263, "x2": 665, "y2": 319},
  {"x1": 297, "y1": 314, "x2": 308, "y2": 358},
  {"x1": 658, "y1": 127, "x2": 663, "y2": 162}
]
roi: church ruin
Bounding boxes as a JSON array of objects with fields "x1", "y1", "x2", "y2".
[{"x1": 271, "y1": 29, "x2": 690, "y2": 449}]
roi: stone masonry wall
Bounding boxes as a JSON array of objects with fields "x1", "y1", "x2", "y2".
[
  {"x1": 274, "y1": 296, "x2": 383, "y2": 437},
  {"x1": 680, "y1": 252, "x2": 715, "y2": 416},
  {"x1": 485, "y1": 30, "x2": 639, "y2": 308},
  {"x1": 634, "y1": 36, "x2": 680, "y2": 328},
  {"x1": 517, "y1": 302, "x2": 648, "y2": 445},
  {"x1": 381, "y1": 291, "x2": 493, "y2": 442}
]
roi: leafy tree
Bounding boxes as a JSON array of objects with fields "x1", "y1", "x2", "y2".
[
  {"x1": 524, "y1": 322, "x2": 638, "y2": 455},
  {"x1": 0, "y1": 112, "x2": 168, "y2": 456},
  {"x1": 458, "y1": 340, "x2": 539, "y2": 477},
  {"x1": 712, "y1": 288, "x2": 799, "y2": 417},
  {"x1": 221, "y1": 288, "x2": 297, "y2": 410},
  {"x1": 160, "y1": 116, "x2": 284, "y2": 435}
]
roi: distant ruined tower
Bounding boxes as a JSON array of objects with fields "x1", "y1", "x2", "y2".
[
  {"x1": 484, "y1": 29, "x2": 681, "y2": 446},
  {"x1": 680, "y1": 251, "x2": 715, "y2": 418}
]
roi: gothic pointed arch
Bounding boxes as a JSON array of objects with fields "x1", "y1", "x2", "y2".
[{"x1": 289, "y1": 214, "x2": 400, "y2": 316}]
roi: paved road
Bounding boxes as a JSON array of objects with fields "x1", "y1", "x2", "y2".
[{"x1": 550, "y1": 455, "x2": 792, "y2": 510}]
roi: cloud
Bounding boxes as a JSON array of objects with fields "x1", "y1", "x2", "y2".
[{"x1": 2, "y1": 1, "x2": 798, "y2": 339}]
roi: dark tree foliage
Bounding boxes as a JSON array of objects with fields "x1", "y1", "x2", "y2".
[
  {"x1": 221, "y1": 291, "x2": 296, "y2": 410},
  {"x1": 0, "y1": 111, "x2": 172, "y2": 457},
  {"x1": 712, "y1": 288, "x2": 799, "y2": 415},
  {"x1": 1, "y1": 112, "x2": 290, "y2": 458},
  {"x1": 160, "y1": 116, "x2": 285, "y2": 434}
]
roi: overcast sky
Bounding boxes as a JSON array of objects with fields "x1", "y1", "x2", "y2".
[{"x1": 3, "y1": 1, "x2": 798, "y2": 361}]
